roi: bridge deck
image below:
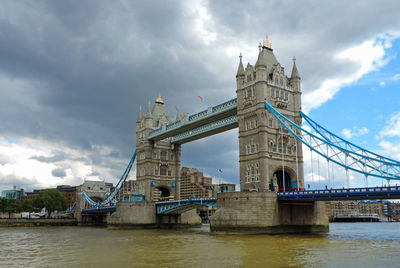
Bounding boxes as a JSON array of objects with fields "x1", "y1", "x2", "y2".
[
  {"x1": 278, "y1": 186, "x2": 400, "y2": 201},
  {"x1": 148, "y1": 98, "x2": 237, "y2": 142},
  {"x1": 81, "y1": 206, "x2": 117, "y2": 215}
]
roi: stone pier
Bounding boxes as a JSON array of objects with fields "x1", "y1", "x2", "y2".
[
  {"x1": 210, "y1": 192, "x2": 328, "y2": 233},
  {"x1": 107, "y1": 202, "x2": 201, "y2": 228}
]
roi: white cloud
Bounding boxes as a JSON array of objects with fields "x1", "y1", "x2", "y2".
[
  {"x1": 379, "y1": 81, "x2": 386, "y2": 87},
  {"x1": 0, "y1": 136, "x2": 135, "y2": 192},
  {"x1": 378, "y1": 140, "x2": 400, "y2": 161},
  {"x1": 341, "y1": 126, "x2": 369, "y2": 139},
  {"x1": 378, "y1": 112, "x2": 400, "y2": 138},
  {"x1": 303, "y1": 36, "x2": 397, "y2": 113},
  {"x1": 392, "y1": 73, "x2": 400, "y2": 80},
  {"x1": 184, "y1": 0, "x2": 217, "y2": 45}
]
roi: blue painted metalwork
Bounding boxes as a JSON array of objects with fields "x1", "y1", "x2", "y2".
[
  {"x1": 148, "y1": 98, "x2": 237, "y2": 140},
  {"x1": 170, "y1": 114, "x2": 237, "y2": 143},
  {"x1": 81, "y1": 206, "x2": 117, "y2": 215},
  {"x1": 278, "y1": 186, "x2": 400, "y2": 201},
  {"x1": 82, "y1": 151, "x2": 136, "y2": 207},
  {"x1": 155, "y1": 197, "x2": 217, "y2": 214},
  {"x1": 301, "y1": 110, "x2": 400, "y2": 165},
  {"x1": 66, "y1": 202, "x2": 76, "y2": 212},
  {"x1": 264, "y1": 100, "x2": 400, "y2": 180}
]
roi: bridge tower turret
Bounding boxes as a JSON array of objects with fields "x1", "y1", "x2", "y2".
[
  {"x1": 236, "y1": 38, "x2": 304, "y2": 192},
  {"x1": 136, "y1": 96, "x2": 181, "y2": 202}
]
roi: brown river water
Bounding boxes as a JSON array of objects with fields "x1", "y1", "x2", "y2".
[{"x1": 1, "y1": 222, "x2": 400, "y2": 267}]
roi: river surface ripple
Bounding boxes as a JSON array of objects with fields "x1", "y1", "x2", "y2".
[{"x1": 1, "y1": 222, "x2": 400, "y2": 267}]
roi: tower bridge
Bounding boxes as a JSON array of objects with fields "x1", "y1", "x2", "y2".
[{"x1": 78, "y1": 37, "x2": 400, "y2": 233}]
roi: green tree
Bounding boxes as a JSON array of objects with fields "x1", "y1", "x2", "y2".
[
  {"x1": 33, "y1": 189, "x2": 67, "y2": 218},
  {"x1": 4, "y1": 198, "x2": 21, "y2": 219},
  {"x1": 22, "y1": 199, "x2": 34, "y2": 212}
]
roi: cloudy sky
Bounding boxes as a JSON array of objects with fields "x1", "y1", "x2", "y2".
[{"x1": 1, "y1": 0, "x2": 400, "y2": 192}]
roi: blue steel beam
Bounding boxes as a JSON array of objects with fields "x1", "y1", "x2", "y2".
[
  {"x1": 82, "y1": 151, "x2": 136, "y2": 207},
  {"x1": 170, "y1": 115, "x2": 238, "y2": 144},
  {"x1": 81, "y1": 206, "x2": 117, "y2": 215},
  {"x1": 264, "y1": 100, "x2": 400, "y2": 180},
  {"x1": 278, "y1": 186, "x2": 400, "y2": 201},
  {"x1": 148, "y1": 98, "x2": 237, "y2": 141},
  {"x1": 156, "y1": 197, "x2": 217, "y2": 214}
]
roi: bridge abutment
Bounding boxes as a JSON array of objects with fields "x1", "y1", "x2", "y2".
[
  {"x1": 210, "y1": 192, "x2": 328, "y2": 233},
  {"x1": 107, "y1": 202, "x2": 201, "y2": 228}
]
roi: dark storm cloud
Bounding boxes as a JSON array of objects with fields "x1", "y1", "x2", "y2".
[
  {"x1": 51, "y1": 167, "x2": 66, "y2": 178},
  {"x1": 1, "y1": 0, "x2": 400, "y2": 188}
]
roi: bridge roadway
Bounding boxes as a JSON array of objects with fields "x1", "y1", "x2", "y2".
[
  {"x1": 81, "y1": 186, "x2": 400, "y2": 215},
  {"x1": 277, "y1": 185, "x2": 400, "y2": 201}
]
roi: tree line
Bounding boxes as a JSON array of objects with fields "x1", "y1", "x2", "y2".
[{"x1": 0, "y1": 189, "x2": 68, "y2": 218}]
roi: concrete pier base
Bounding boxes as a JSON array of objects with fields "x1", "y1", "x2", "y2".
[
  {"x1": 107, "y1": 202, "x2": 157, "y2": 228},
  {"x1": 210, "y1": 192, "x2": 329, "y2": 234},
  {"x1": 107, "y1": 202, "x2": 201, "y2": 228}
]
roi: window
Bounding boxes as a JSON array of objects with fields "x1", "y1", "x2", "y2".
[
  {"x1": 275, "y1": 77, "x2": 278, "y2": 84},
  {"x1": 269, "y1": 119, "x2": 273, "y2": 127},
  {"x1": 271, "y1": 89, "x2": 274, "y2": 98},
  {"x1": 255, "y1": 120, "x2": 258, "y2": 128},
  {"x1": 160, "y1": 151, "x2": 167, "y2": 161},
  {"x1": 280, "y1": 78, "x2": 283, "y2": 86},
  {"x1": 152, "y1": 152, "x2": 157, "y2": 159},
  {"x1": 170, "y1": 154, "x2": 174, "y2": 161},
  {"x1": 251, "y1": 144, "x2": 256, "y2": 153},
  {"x1": 272, "y1": 145, "x2": 277, "y2": 152},
  {"x1": 155, "y1": 168, "x2": 159, "y2": 175},
  {"x1": 250, "y1": 121, "x2": 254, "y2": 129},
  {"x1": 139, "y1": 152, "x2": 145, "y2": 160},
  {"x1": 168, "y1": 170, "x2": 172, "y2": 176},
  {"x1": 160, "y1": 167, "x2": 167, "y2": 176},
  {"x1": 247, "y1": 74, "x2": 252, "y2": 82},
  {"x1": 280, "y1": 91, "x2": 283, "y2": 98},
  {"x1": 285, "y1": 92, "x2": 288, "y2": 100}
]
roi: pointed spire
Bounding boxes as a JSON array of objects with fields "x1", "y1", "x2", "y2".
[
  {"x1": 255, "y1": 46, "x2": 266, "y2": 68},
  {"x1": 139, "y1": 105, "x2": 143, "y2": 118},
  {"x1": 137, "y1": 105, "x2": 143, "y2": 122},
  {"x1": 236, "y1": 53, "x2": 245, "y2": 77},
  {"x1": 145, "y1": 101, "x2": 152, "y2": 118},
  {"x1": 291, "y1": 56, "x2": 300, "y2": 79}
]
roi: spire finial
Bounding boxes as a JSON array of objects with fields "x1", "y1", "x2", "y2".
[
  {"x1": 239, "y1": 53, "x2": 242, "y2": 61},
  {"x1": 258, "y1": 42, "x2": 262, "y2": 51},
  {"x1": 293, "y1": 56, "x2": 296, "y2": 63},
  {"x1": 263, "y1": 34, "x2": 272, "y2": 49},
  {"x1": 155, "y1": 94, "x2": 164, "y2": 104}
]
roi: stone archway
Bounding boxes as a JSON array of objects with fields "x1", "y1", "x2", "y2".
[
  {"x1": 152, "y1": 186, "x2": 171, "y2": 201},
  {"x1": 273, "y1": 170, "x2": 293, "y2": 191}
]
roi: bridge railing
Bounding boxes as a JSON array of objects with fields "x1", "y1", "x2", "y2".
[
  {"x1": 170, "y1": 114, "x2": 237, "y2": 143},
  {"x1": 278, "y1": 186, "x2": 400, "y2": 200},
  {"x1": 148, "y1": 98, "x2": 237, "y2": 139}
]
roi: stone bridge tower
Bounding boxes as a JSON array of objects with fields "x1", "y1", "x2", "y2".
[
  {"x1": 136, "y1": 96, "x2": 181, "y2": 202},
  {"x1": 236, "y1": 39, "x2": 304, "y2": 192}
]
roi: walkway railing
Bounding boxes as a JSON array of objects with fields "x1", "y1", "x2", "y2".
[
  {"x1": 148, "y1": 98, "x2": 237, "y2": 140},
  {"x1": 278, "y1": 186, "x2": 400, "y2": 201}
]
